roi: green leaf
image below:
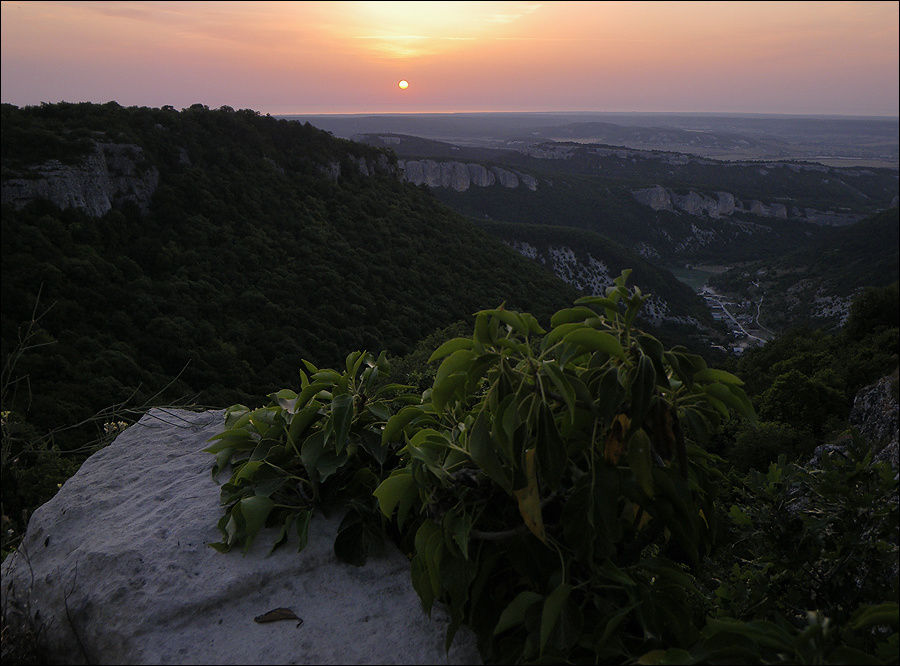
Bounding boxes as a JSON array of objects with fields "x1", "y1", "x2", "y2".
[
  {"x1": 428, "y1": 337, "x2": 474, "y2": 363},
  {"x1": 300, "y1": 430, "x2": 326, "y2": 478},
  {"x1": 551, "y1": 306, "x2": 599, "y2": 327},
  {"x1": 637, "y1": 648, "x2": 695, "y2": 665},
  {"x1": 702, "y1": 617, "x2": 793, "y2": 652},
  {"x1": 269, "y1": 513, "x2": 296, "y2": 556},
  {"x1": 537, "y1": 406, "x2": 567, "y2": 491},
  {"x1": 373, "y1": 470, "x2": 418, "y2": 519},
  {"x1": 630, "y1": 354, "x2": 656, "y2": 424},
  {"x1": 574, "y1": 295, "x2": 619, "y2": 310},
  {"x1": 296, "y1": 381, "x2": 331, "y2": 409},
  {"x1": 382, "y1": 405, "x2": 425, "y2": 445},
  {"x1": 702, "y1": 383, "x2": 755, "y2": 421},
  {"x1": 693, "y1": 368, "x2": 744, "y2": 386},
  {"x1": 543, "y1": 322, "x2": 582, "y2": 349},
  {"x1": 212, "y1": 447, "x2": 234, "y2": 479},
  {"x1": 627, "y1": 428, "x2": 654, "y2": 498},
  {"x1": 540, "y1": 583, "x2": 571, "y2": 653},
  {"x1": 473, "y1": 312, "x2": 494, "y2": 346},
  {"x1": 477, "y1": 308, "x2": 528, "y2": 335},
  {"x1": 851, "y1": 603, "x2": 899, "y2": 630},
  {"x1": 413, "y1": 521, "x2": 444, "y2": 608},
  {"x1": 728, "y1": 505, "x2": 752, "y2": 527},
  {"x1": 204, "y1": 429, "x2": 256, "y2": 453},
  {"x1": 542, "y1": 360, "x2": 576, "y2": 422},
  {"x1": 494, "y1": 590, "x2": 544, "y2": 635},
  {"x1": 330, "y1": 393, "x2": 354, "y2": 454},
  {"x1": 432, "y1": 349, "x2": 477, "y2": 411},
  {"x1": 223, "y1": 404, "x2": 251, "y2": 428},
  {"x1": 314, "y1": 450, "x2": 347, "y2": 482},
  {"x1": 238, "y1": 496, "x2": 274, "y2": 553},
  {"x1": 468, "y1": 410, "x2": 511, "y2": 492},
  {"x1": 563, "y1": 328, "x2": 625, "y2": 360},
  {"x1": 287, "y1": 403, "x2": 320, "y2": 453},
  {"x1": 234, "y1": 460, "x2": 264, "y2": 483},
  {"x1": 271, "y1": 388, "x2": 299, "y2": 413},
  {"x1": 295, "y1": 509, "x2": 311, "y2": 552},
  {"x1": 519, "y1": 312, "x2": 546, "y2": 335},
  {"x1": 443, "y1": 510, "x2": 473, "y2": 560}
]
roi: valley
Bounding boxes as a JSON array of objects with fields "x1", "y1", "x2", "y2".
[{"x1": 338, "y1": 128, "x2": 897, "y2": 350}]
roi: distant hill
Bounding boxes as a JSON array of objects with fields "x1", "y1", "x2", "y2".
[
  {"x1": 354, "y1": 132, "x2": 898, "y2": 267},
  {"x1": 1, "y1": 102, "x2": 579, "y2": 447}
]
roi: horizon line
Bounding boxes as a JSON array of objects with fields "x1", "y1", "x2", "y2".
[{"x1": 275, "y1": 109, "x2": 900, "y2": 119}]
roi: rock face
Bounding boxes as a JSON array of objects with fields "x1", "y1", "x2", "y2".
[
  {"x1": 398, "y1": 160, "x2": 537, "y2": 192},
  {"x1": 632, "y1": 185, "x2": 673, "y2": 211},
  {"x1": 1, "y1": 142, "x2": 159, "y2": 217},
  {"x1": 630, "y1": 184, "x2": 864, "y2": 225},
  {"x1": 850, "y1": 372, "x2": 899, "y2": 469},
  {"x1": 1, "y1": 408, "x2": 480, "y2": 665},
  {"x1": 504, "y1": 241, "x2": 700, "y2": 329}
]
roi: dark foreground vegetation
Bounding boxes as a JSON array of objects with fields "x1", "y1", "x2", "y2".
[
  {"x1": 2, "y1": 103, "x2": 897, "y2": 663},
  {"x1": 206, "y1": 276, "x2": 898, "y2": 664}
]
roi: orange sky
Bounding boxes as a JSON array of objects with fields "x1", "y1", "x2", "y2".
[{"x1": 1, "y1": 1, "x2": 898, "y2": 115}]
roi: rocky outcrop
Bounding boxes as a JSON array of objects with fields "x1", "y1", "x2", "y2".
[
  {"x1": 491, "y1": 167, "x2": 519, "y2": 189},
  {"x1": 0, "y1": 408, "x2": 480, "y2": 665},
  {"x1": 317, "y1": 154, "x2": 396, "y2": 182},
  {"x1": 467, "y1": 163, "x2": 495, "y2": 187},
  {"x1": 850, "y1": 372, "x2": 899, "y2": 469},
  {"x1": 631, "y1": 185, "x2": 862, "y2": 225},
  {"x1": 398, "y1": 160, "x2": 538, "y2": 192},
  {"x1": 632, "y1": 185, "x2": 673, "y2": 211},
  {"x1": 1, "y1": 142, "x2": 159, "y2": 217},
  {"x1": 504, "y1": 241, "x2": 700, "y2": 329}
]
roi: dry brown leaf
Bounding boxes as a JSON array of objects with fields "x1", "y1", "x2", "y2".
[{"x1": 254, "y1": 607, "x2": 303, "y2": 627}]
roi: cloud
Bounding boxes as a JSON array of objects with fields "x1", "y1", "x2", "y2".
[{"x1": 487, "y1": 3, "x2": 542, "y2": 24}]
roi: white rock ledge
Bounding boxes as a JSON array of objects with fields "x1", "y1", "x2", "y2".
[{"x1": 1, "y1": 408, "x2": 480, "y2": 665}]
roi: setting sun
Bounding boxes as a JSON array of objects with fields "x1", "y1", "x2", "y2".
[{"x1": 398, "y1": 79, "x2": 409, "y2": 90}]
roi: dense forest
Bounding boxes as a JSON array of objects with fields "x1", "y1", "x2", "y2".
[
  {"x1": 1, "y1": 103, "x2": 577, "y2": 438},
  {"x1": 1, "y1": 103, "x2": 897, "y2": 664}
]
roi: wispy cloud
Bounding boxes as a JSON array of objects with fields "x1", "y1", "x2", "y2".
[{"x1": 487, "y1": 2, "x2": 542, "y2": 24}]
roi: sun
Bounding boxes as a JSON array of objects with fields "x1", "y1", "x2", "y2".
[{"x1": 398, "y1": 79, "x2": 409, "y2": 90}]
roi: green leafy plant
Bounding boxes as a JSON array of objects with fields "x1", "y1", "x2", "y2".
[
  {"x1": 205, "y1": 351, "x2": 416, "y2": 565},
  {"x1": 372, "y1": 271, "x2": 756, "y2": 662}
]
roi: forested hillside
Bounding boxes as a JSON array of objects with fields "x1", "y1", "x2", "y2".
[{"x1": 1, "y1": 102, "x2": 577, "y2": 454}]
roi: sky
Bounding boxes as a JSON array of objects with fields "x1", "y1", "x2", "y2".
[{"x1": 1, "y1": 1, "x2": 898, "y2": 116}]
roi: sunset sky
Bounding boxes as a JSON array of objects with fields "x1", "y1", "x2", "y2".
[{"x1": 1, "y1": 1, "x2": 898, "y2": 116}]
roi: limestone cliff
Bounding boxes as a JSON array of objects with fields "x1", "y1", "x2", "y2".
[
  {"x1": 1, "y1": 142, "x2": 159, "y2": 217},
  {"x1": 504, "y1": 240, "x2": 701, "y2": 329},
  {"x1": 398, "y1": 159, "x2": 539, "y2": 192},
  {"x1": 631, "y1": 184, "x2": 862, "y2": 225}
]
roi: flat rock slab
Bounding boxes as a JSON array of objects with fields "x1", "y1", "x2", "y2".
[{"x1": 1, "y1": 408, "x2": 481, "y2": 665}]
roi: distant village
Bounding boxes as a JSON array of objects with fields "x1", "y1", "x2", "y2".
[{"x1": 698, "y1": 285, "x2": 771, "y2": 355}]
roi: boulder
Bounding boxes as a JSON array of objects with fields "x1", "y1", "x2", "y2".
[{"x1": 1, "y1": 408, "x2": 480, "y2": 665}]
